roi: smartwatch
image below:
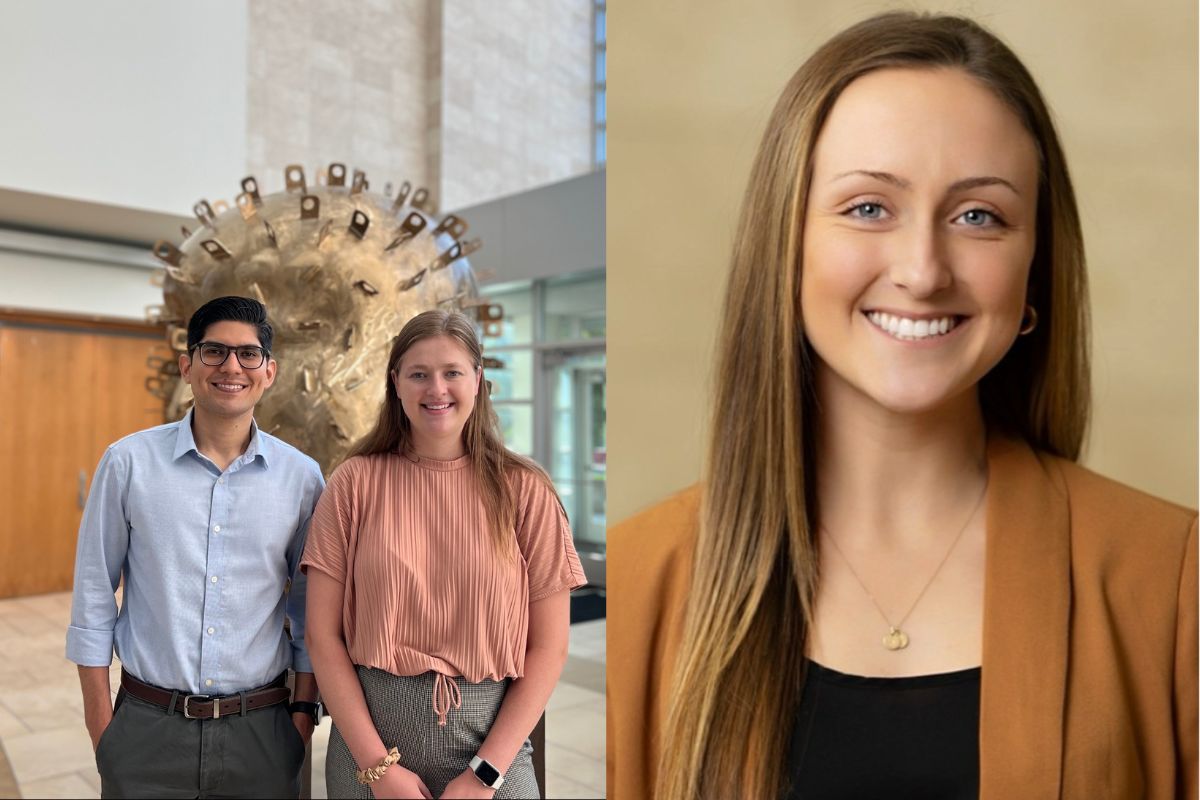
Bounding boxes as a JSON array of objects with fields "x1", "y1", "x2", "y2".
[
  {"x1": 469, "y1": 755, "x2": 505, "y2": 790},
  {"x1": 288, "y1": 700, "x2": 324, "y2": 724}
]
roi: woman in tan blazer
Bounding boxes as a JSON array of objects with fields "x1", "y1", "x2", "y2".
[{"x1": 607, "y1": 12, "x2": 1197, "y2": 800}]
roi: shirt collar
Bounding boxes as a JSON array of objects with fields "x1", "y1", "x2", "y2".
[
  {"x1": 172, "y1": 408, "x2": 270, "y2": 468},
  {"x1": 172, "y1": 409, "x2": 200, "y2": 461},
  {"x1": 245, "y1": 420, "x2": 270, "y2": 467}
]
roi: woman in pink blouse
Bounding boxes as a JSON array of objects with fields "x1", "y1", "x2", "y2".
[{"x1": 304, "y1": 310, "x2": 586, "y2": 799}]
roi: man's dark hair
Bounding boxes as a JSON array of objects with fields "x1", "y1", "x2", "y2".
[{"x1": 186, "y1": 296, "x2": 274, "y2": 353}]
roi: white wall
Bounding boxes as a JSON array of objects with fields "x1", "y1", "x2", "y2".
[
  {"x1": 453, "y1": 170, "x2": 604, "y2": 284},
  {"x1": 0, "y1": 231, "x2": 160, "y2": 320},
  {"x1": 0, "y1": 1, "x2": 247, "y2": 214}
]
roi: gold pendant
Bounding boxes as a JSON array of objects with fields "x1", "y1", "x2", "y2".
[{"x1": 883, "y1": 627, "x2": 909, "y2": 651}]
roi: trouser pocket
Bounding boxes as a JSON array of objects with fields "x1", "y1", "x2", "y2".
[
  {"x1": 96, "y1": 692, "x2": 200, "y2": 799},
  {"x1": 93, "y1": 688, "x2": 125, "y2": 768}
]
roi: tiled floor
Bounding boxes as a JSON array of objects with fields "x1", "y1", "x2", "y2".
[{"x1": 0, "y1": 592, "x2": 604, "y2": 799}]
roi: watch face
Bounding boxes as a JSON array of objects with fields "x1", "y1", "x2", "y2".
[{"x1": 474, "y1": 760, "x2": 501, "y2": 786}]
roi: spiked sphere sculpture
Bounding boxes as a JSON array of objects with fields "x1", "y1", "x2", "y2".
[{"x1": 146, "y1": 163, "x2": 502, "y2": 472}]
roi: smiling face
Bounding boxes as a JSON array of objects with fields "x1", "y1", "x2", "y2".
[
  {"x1": 179, "y1": 320, "x2": 276, "y2": 424},
  {"x1": 800, "y1": 66, "x2": 1040, "y2": 418},
  {"x1": 391, "y1": 334, "x2": 482, "y2": 457}
]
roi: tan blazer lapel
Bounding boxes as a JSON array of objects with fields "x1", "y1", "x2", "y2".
[{"x1": 979, "y1": 436, "x2": 1070, "y2": 799}]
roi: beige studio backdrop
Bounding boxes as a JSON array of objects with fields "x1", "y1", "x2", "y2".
[{"x1": 607, "y1": 0, "x2": 1198, "y2": 522}]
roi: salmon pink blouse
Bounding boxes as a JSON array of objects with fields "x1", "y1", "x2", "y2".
[{"x1": 301, "y1": 451, "x2": 586, "y2": 722}]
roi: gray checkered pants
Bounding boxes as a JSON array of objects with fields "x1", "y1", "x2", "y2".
[{"x1": 325, "y1": 667, "x2": 539, "y2": 799}]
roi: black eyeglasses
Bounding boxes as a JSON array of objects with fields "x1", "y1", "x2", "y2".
[{"x1": 192, "y1": 341, "x2": 269, "y2": 369}]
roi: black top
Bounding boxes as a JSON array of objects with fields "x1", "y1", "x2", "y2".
[{"x1": 785, "y1": 660, "x2": 981, "y2": 800}]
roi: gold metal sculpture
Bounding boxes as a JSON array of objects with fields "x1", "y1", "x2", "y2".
[{"x1": 145, "y1": 163, "x2": 503, "y2": 471}]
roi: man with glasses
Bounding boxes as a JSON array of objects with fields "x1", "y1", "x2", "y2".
[{"x1": 67, "y1": 296, "x2": 325, "y2": 798}]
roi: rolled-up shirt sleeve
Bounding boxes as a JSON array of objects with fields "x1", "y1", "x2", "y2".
[
  {"x1": 285, "y1": 467, "x2": 325, "y2": 674},
  {"x1": 66, "y1": 446, "x2": 131, "y2": 666}
]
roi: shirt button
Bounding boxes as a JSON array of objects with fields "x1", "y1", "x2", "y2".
[
  {"x1": 207, "y1": 627, "x2": 215, "y2": 635},
  {"x1": 213, "y1": 525, "x2": 221, "y2": 533},
  {"x1": 211, "y1": 576, "x2": 218, "y2": 583},
  {"x1": 205, "y1": 679, "x2": 213, "y2": 687},
  {"x1": 217, "y1": 478, "x2": 224, "y2": 484}
]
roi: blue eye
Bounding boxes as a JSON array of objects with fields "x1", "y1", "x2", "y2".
[
  {"x1": 957, "y1": 208, "x2": 1003, "y2": 227},
  {"x1": 847, "y1": 202, "x2": 886, "y2": 220}
]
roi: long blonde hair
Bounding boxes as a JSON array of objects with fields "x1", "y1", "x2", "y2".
[
  {"x1": 350, "y1": 310, "x2": 556, "y2": 553},
  {"x1": 657, "y1": 12, "x2": 1090, "y2": 799}
]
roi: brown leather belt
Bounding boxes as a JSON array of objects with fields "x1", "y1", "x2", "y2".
[{"x1": 120, "y1": 668, "x2": 291, "y2": 720}]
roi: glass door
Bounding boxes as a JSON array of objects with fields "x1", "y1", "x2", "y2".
[{"x1": 543, "y1": 346, "x2": 606, "y2": 586}]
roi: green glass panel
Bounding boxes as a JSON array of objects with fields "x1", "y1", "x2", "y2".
[
  {"x1": 486, "y1": 349, "x2": 533, "y2": 402},
  {"x1": 545, "y1": 276, "x2": 605, "y2": 342},
  {"x1": 486, "y1": 284, "x2": 534, "y2": 347},
  {"x1": 495, "y1": 403, "x2": 533, "y2": 457}
]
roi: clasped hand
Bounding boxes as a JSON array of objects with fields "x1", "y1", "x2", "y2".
[
  {"x1": 365, "y1": 765, "x2": 433, "y2": 799},
  {"x1": 366, "y1": 763, "x2": 497, "y2": 799}
]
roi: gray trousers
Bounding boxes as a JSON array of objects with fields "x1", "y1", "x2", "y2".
[
  {"x1": 325, "y1": 667, "x2": 539, "y2": 799},
  {"x1": 95, "y1": 687, "x2": 306, "y2": 799}
]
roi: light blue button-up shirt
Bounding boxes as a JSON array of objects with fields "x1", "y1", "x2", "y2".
[{"x1": 66, "y1": 410, "x2": 324, "y2": 695}]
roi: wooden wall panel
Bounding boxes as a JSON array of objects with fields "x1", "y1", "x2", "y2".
[
  {"x1": 0, "y1": 322, "x2": 165, "y2": 598},
  {"x1": 0, "y1": 327, "x2": 95, "y2": 597},
  {"x1": 89, "y1": 334, "x2": 172, "y2": 465}
]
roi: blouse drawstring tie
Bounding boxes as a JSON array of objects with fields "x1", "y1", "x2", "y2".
[{"x1": 432, "y1": 672, "x2": 462, "y2": 726}]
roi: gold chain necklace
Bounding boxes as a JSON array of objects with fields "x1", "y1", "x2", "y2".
[{"x1": 822, "y1": 481, "x2": 987, "y2": 651}]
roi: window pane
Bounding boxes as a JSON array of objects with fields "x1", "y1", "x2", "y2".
[
  {"x1": 596, "y1": 49, "x2": 606, "y2": 83},
  {"x1": 595, "y1": 127, "x2": 606, "y2": 165},
  {"x1": 595, "y1": 9, "x2": 605, "y2": 44},
  {"x1": 595, "y1": 88, "x2": 606, "y2": 125},
  {"x1": 546, "y1": 275, "x2": 606, "y2": 341},
  {"x1": 545, "y1": 349, "x2": 606, "y2": 549},
  {"x1": 486, "y1": 349, "x2": 533, "y2": 402},
  {"x1": 495, "y1": 403, "x2": 533, "y2": 456},
  {"x1": 484, "y1": 283, "x2": 533, "y2": 346}
]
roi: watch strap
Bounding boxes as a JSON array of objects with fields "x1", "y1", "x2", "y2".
[{"x1": 289, "y1": 700, "x2": 322, "y2": 722}]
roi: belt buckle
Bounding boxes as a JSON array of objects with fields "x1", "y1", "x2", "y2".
[{"x1": 182, "y1": 694, "x2": 213, "y2": 719}]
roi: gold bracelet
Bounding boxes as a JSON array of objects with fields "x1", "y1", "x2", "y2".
[{"x1": 356, "y1": 747, "x2": 401, "y2": 785}]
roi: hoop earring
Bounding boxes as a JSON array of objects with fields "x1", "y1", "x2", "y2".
[{"x1": 1019, "y1": 304, "x2": 1038, "y2": 336}]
